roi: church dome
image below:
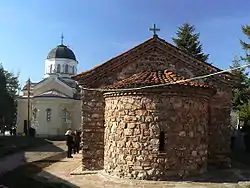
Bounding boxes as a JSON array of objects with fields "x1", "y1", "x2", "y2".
[{"x1": 47, "y1": 44, "x2": 76, "y2": 61}]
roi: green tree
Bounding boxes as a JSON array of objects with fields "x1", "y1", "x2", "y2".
[
  {"x1": 0, "y1": 64, "x2": 20, "y2": 132},
  {"x1": 231, "y1": 56, "x2": 250, "y2": 110},
  {"x1": 240, "y1": 25, "x2": 250, "y2": 63},
  {"x1": 172, "y1": 23, "x2": 209, "y2": 62},
  {"x1": 4, "y1": 70, "x2": 20, "y2": 128},
  {"x1": 0, "y1": 65, "x2": 8, "y2": 133},
  {"x1": 232, "y1": 25, "x2": 250, "y2": 127},
  {"x1": 238, "y1": 101, "x2": 250, "y2": 126}
]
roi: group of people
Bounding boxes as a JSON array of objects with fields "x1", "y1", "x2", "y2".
[{"x1": 65, "y1": 129, "x2": 81, "y2": 158}]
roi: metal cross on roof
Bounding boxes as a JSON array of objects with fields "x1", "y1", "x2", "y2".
[
  {"x1": 149, "y1": 24, "x2": 160, "y2": 36},
  {"x1": 61, "y1": 33, "x2": 64, "y2": 45}
]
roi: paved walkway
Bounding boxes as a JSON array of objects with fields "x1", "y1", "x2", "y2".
[
  {"x1": 36, "y1": 153, "x2": 250, "y2": 188},
  {"x1": 0, "y1": 141, "x2": 67, "y2": 176}
]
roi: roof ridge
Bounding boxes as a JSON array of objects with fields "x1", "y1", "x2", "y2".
[
  {"x1": 72, "y1": 36, "x2": 235, "y2": 85},
  {"x1": 72, "y1": 37, "x2": 157, "y2": 79},
  {"x1": 35, "y1": 89, "x2": 71, "y2": 97}
]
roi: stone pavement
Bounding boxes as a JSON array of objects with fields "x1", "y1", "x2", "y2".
[
  {"x1": 36, "y1": 153, "x2": 250, "y2": 188},
  {"x1": 0, "y1": 141, "x2": 67, "y2": 176}
]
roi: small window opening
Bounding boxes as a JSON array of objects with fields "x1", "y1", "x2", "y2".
[
  {"x1": 49, "y1": 64, "x2": 53, "y2": 73},
  {"x1": 65, "y1": 64, "x2": 69, "y2": 73},
  {"x1": 57, "y1": 64, "x2": 61, "y2": 73},
  {"x1": 159, "y1": 131, "x2": 165, "y2": 151}
]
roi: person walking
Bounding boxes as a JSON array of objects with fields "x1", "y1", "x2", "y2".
[
  {"x1": 72, "y1": 131, "x2": 77, "y2": 154},
  {"x1": 65, "y1": 129, "x2": 73, "y2": 158}
]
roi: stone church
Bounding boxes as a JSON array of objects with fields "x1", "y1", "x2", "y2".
[
  {"x1": 16, "y1": 37, "x2": 81, "y2": 136},
  {"x1": 72, "y1": 32, "x2": 236, "y2": 180}
]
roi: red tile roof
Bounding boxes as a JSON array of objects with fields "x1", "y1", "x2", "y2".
[
  {"x1": 104, "y1": 70, "x2": 213, "y2": 89},
  {"x1": 71, "y1": 37, "x2": 154, "y2": 81},
  {"x1": 72, "y1": 35, "x2": 235, "y2": 86}
]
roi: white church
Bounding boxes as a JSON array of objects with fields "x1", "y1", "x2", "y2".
[{"x1": 16, "y1": 36, "x2": 81, "y2": 136}]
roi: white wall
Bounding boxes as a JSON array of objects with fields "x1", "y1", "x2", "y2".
[
  {"x1": 16, "y1": 98, "x2": 30, "y2": 134},
  {"x1": 44, "y1": 58, "x2": 78, "y2": 78},
  {"x1": 33, "y1": 78, "x2": 74, "y2": 98},
  {"x1": 17, "y1": 97, "x2": 81, "y2": 136}
]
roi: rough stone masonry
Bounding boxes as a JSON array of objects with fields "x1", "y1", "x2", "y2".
[
  {"x1": 74, "y1": 35, "x2": 236, "y2": 180},
  {"x1": 103, "y1": 85, "x2": 215, "y2": 180}
]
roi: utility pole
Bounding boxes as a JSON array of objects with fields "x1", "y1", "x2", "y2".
[{"x1": 27, "y1": 78, "x2": 31, "y2": 136}]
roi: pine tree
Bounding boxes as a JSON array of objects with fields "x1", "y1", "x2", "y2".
[
  {"x1": 172, "y1": 23, "x2": 209, "y2": 62},
  {"x1": 232, "y1": 25, "x2": 250, "y2": 127},
  {"x1": 240, "y1": 25, "x2": 250, "y2": 63},
  {"x1": 231, "y1": 56, "x2": 250, "y2": 110}
]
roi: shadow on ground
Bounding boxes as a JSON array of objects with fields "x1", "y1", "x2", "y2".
[
  {"x1": 155, "y1": 148, "x2": 250, "y2": 183},
  {"x1": 0, "y1": 136, "x2": 80, "y2": 188},
  {"x1": 1, "y1": 136, "x2": 250, "y2": 187}
]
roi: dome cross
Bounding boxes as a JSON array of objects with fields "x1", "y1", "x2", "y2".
[{"x1": 60, "y1": 33, "x2": 64, "y2": 45}]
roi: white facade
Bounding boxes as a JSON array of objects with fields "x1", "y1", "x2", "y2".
[
  {"x1": 44, "y1": 58, "x2": 78, "y2": 78},
  {"x1": 16, "y1": 42, "x2": 81, "y2": 137}
]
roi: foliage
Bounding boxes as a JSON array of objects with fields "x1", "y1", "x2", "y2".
[
  {"x1": 240, "y1": 25, "x2": 250, "y2": 63},
  {"x1": 238, "y1": 101, "x2": 250, "y2": 126},
  {"x1": 4, "y1": 70, "x2": 20, "y2": 128},
  {"x1": 0, "y1": 64, "x2": 20, "y2": 131},
  {"x1": 172, "y1": 22, "x2": 209, "y2": 62},
  {"x1": 231, "y1": 56, "x2": 250, "y2": 110},
  {"x1": 240, "y1": 25, "x2": 250, "y2": 51},
  {"x1": 232, "y1": 25, "x2": 250, "y2": 126}
]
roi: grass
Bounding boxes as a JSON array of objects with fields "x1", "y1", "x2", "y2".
[{"x1": 0, "y1": 136, "x2": 51, "y2": 158}]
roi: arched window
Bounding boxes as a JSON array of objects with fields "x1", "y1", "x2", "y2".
[
  {"x1": 57, "y1": 64, "x2": 61, "y2": 73},
  {"x1": 72, "y1": 66, "x2": 75, "y2": 74},
  {"x1": 62, "y1": 108, "x2": 68, "y2": 123},
  {"x1": 49, "y1": 65, "x2": 53, "y2": 73},
  {"x1": 65, "y1": 64, "x2": 69, "y2": 73},
  {"x1": 46, "y1": 108, "x2": 52, "y2": 121}
]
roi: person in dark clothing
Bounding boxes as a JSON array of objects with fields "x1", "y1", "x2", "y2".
[
  {"x1": 72, "y1": 131, "x2": 76, "y2": 154},
  {"x1": 65, "y1": 130, "x2": 73, "y2": 158},
  {"x1": 74, "y1": 130, "x2": 81, "y2": 154}
]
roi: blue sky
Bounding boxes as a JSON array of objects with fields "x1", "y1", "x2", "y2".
[{"x1": 0, "y1": 0, "x2": 249, "y2": 86}]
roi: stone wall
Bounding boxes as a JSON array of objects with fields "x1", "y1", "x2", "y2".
[
  {"x1": 104, "y1": 88, "x2": 211, "y2": 180},
  {"x1": 81, "y1": 89, "x2": 104, "y2": 170},
  {"x1": 78, "y1": 43, "x2": 233, "y2": 171},
  {"x1": 115, "y1": 51, "x2": 234, "y2": 168},
  {"x1": 208, "y1": 86, "x2": 233, "y2": 167}
]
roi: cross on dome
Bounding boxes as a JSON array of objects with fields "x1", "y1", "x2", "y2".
[{"x1": 60, "y1": 33, "x2": 64, "y2": 45}]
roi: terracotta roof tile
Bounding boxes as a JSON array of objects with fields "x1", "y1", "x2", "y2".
[
  {"x1": 104, "y1": 70, "x2": 212, "y2": 89},
  {"x1": 72, "y1": 36, "x2": 234, "y2": 85},
  {"x1": 71, "y1": 37, "x2": 156, "y2": 81}
]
